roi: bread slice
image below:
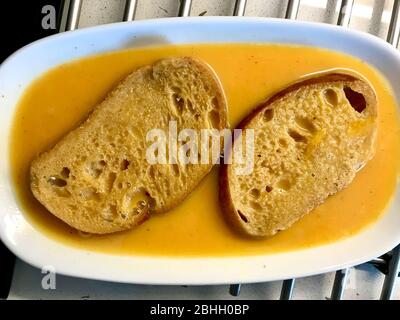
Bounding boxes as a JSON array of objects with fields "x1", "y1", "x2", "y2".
[
  {"x1": 219, "y1": 73, "x2": 377, "y2": 237},
  {"x1": 30, "y1": 57, "x2": 228, "y2": 234}
]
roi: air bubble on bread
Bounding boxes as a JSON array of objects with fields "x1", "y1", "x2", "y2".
[
  {"x1": 210, "y1": 96, "x2": 218, "y2": 108},
  {"x1": 61, "y1": 167, "x2": 70, "y2": 178},
  {"x1": 288, "y1": 129, "x2": 307, "y2": 143},
  {"x1": 295, "y1": 116, "x2": 316, "y2": 133},
  {"x1": 80, "y1": 187, "x2": 100, "y2": 201},
  {"x1": 54, "y1": 188, "x2": 71, "y2": 198},
  {"x1": 78, "y1": 230, "x2": 92, "y2": 238},
  {"x1": 250, "y1": 201, "x2": 262, "y2": 211},
  {"x1": 323, "y1": 88, "x2": 339, "y2": 106},
  {"x1": 147, "y1": 166, "x2": 156, "y2": 179},
  {"x1": 263, "y1": 109, "x2": 274, "y2": 122},
  {"x1": 48, "y1": 176, "x2": 67, "y2": 187},
  {"x1": 137, "y1": 200, "x2": 147, "y2": 210},
  {"x1": 265, "y1": 185, "x2": 273, "y2": 193},
  {"x1": 121, "y1": 187, "x2": 155, "y2": 219},
  {"x1": 101, "y1": 204, "x2": 118, "y2": 222},
  {"x1": 120, "y1": 159, "x2": 130, "y2": 171},
  {"x1": 187, "y1": 99, "x2": 195, "y2": 114},
  {"x1": 105, "y1": 172, "x2": 116, "y2": 192},
  {"x1": 276, "y1": 178, "x2": 292, "y2": 191},
  {"x1": 343, "y1": 86, "x2": 367, "y2": 113},
  {"x1": 130, "y1": 126, "x2": 142, "y2": 139},
  {"x1": 237, "y1": 210, "x2": 248, "y2": 223},
  {"x1": 260, "y1": 160, "x2": 269, "y2": 168},
  {"x1": 171, "y1": 164, "x2": 180, "y2": 176},
  {"x1": 249, "y1": 188, "x2": 260, "y2": 198},
  {"x1": 87, "y1": 160, "x2": 106, "y2": 178},
  {"x1": 172, "y1": 93, "x2": 185, "y2": 114},
  {"x1": 278, "y1": 138, "x2": 288, "y2": 148},
  {"x1": 207, "y1": 109, "x2": 220, "y2": 128}
]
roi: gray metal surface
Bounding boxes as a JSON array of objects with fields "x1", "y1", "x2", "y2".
[
  {"x1": 285, "y1": 0, "x2": 300, "y2": 19},
  {"x1": 280, "y1": 279, "x2": 296, "y2": 300},
  {"x1": 233, "y1": 0, "x2": 247, "y2": 16},
  {"x1": 380, "y1": 245, "x2": 400, "y2": 300},
  {"x1": 178, "y1": 0, "x2": 192, "y2": 17},
  {"x1": 65, "y1": 0, "x2": 82, "y2": 31},
  {"x1": 387, "y1": 0, "x2": 400, "y2": 46},
  {"x1": 331, "y1": 269, "x2": 349, "y2": 300},
  {"x1": 337, "y1": 0, "x2": 354, "y2": 26},
  {"x1": 229, "y1": 284, "x2": 241, "y2": 296},
  {"x1": 123, "y1": 0, "x2": 138, "y2": 21}
]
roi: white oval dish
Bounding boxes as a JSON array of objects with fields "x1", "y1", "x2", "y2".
[{"x1": 0, "y1": 17, "x2": 399, "y2": 285}]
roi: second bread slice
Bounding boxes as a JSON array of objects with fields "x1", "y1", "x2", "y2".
[{"x1": 220, "y1": 73, "x2": 377, "y2": 237}]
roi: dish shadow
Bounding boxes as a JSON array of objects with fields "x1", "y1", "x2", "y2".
[{"x1": 118, "y1": 34, "x2": 171, "y2": 50}]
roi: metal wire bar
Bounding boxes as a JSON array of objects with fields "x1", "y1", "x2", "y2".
[
  {"x1": 369, "y1": 257, "x2": 387, "y2": 266},
  {"x1": 331, "y1": 268, "x2": 349, "y2": 300},
  {"x1": 65, "y1": 0, "x2": 82, "y2": 31},
  {"x1": 123, "y1": 0, "x2": 138, "y2": 21},
  {"x1": 387, "y1": 0, "x2": 400, "y2": 47},
  {"x1": 380, "y1": 245, "x2": 400, "y2": 300},
  {"x1": 229, "y1": 284, "x2": 241, "y2": 296},
  {"x1": 233, "y1": 0, "x2": 247, "y2": 16},
  {"x1": 178, "y1": 0, "x2": 192, "y2": 17},
  {"x1": 280, "y1": 279, "x2": 295, "y2": 300},
  {"x1": 285, "y1": 0, "x2": 300, "y2": 19},
  {"x1": 337, "y1": 0, "x2": 354, "y2": 27}
]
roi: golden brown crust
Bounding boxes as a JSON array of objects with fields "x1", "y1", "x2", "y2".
[{"x1": 236, "y1": 73, "x2": 370, "y2": 130}]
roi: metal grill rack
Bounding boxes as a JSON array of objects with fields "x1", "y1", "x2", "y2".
[{"x1": 59, "y1": 0, "x2": 400, "y2": 300}]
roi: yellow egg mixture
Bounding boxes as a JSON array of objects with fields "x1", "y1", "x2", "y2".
[{"x1": 9, "y1": 44, "x2": 400, "y2": 256}]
